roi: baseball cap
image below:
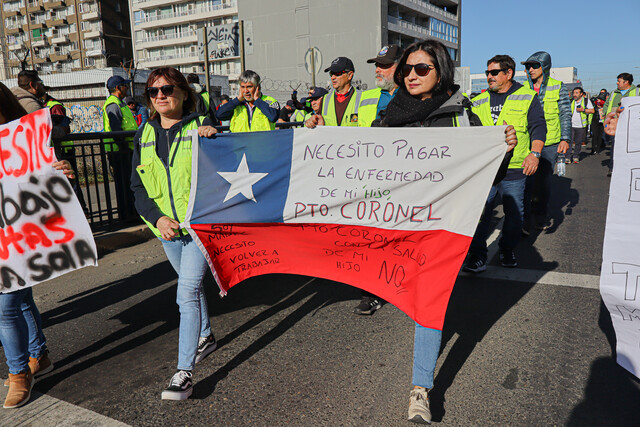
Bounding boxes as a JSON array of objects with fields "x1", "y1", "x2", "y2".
[
  {"x1": 106, "y1": 75, "x2": 130, "y2": 90},
  {"x1": 324, "y1": 57, "x2": 355, "y2": 74},
  {"x1": 307, "y1": 87, "x2": 329, "y2": 99},
  {"x1": 367, "y1": 45, "x2": 402, "y2": 65}
]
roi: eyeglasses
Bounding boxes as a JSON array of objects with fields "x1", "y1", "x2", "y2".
[
  {"x1": 330, "y1": 70, "x2": 348, "y2": 77},
  {"x1": 485, "y1": 69, "x2": 508, "y2": 77},
  {"x1": 525, "y1": 63, "x2": 541, "y2": 70},
  {"x1": 402, "y1": 63, "x2": 435, "y2": 77},
  {"x1": 147, "y1": 85, "x2": 176, "y2": 98}
]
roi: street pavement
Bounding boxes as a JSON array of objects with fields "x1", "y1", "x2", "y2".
[{"x1": 1, "y1": 145, "x2": 639, "y2": 426}]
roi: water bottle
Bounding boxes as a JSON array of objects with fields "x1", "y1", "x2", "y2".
[{"x1": 556, "y1": 154, "x2": 566, "y2": 176}]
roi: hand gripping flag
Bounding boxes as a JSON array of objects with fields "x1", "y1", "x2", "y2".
[{"x1": 184, "y1": 126, "x2": 506, "y2": 330}]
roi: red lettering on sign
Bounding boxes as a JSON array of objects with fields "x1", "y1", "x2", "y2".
[{"x1": 45, "y1": 215, "x2": 75, "y2": 244}]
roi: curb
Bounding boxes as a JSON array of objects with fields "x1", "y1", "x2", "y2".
[{"x1": 94, "y1": 224, "x2": 155, "y2": 255}]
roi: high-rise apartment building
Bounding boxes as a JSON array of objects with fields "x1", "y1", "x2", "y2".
[
  {"x1": 0, "y1": 0, "x2": 133, "y2": 79},
  {"x1": 238, "y1": 0, "x2": 460, "y2": 100},
  {"x1": 129, "y1": 0, "x2": 240, "y2": 89}
]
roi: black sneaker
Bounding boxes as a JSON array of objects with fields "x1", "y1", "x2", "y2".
[
  {"x1": 462, "y1": 255, "x2": 486, "y2": 273},
  {"x1": 500, "y1": 250, "x2": 518, "y2": 268},
  {"x1": 353, "y1": 297, "x2": 382, "y2": 315},
  {"x1": 161, "y1": 370, "x2": 193, "y2": 401},
  {"x1": 195, "y1": 335, "x2": 217, "y2": 364}
]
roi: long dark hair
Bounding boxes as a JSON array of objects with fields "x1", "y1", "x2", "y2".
[
  {"x1": 0, "y1": 82, "x2": 28, "y2": 124},
  {"x1": 393, "y1": 40, "x2": 455, "y2": 96},
  {"x1": 144, "y1": 67, "x2": 197, "y2": 120}
]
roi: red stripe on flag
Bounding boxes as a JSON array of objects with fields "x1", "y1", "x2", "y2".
[{"x1": 191, "y1": 223, "x2": 471, "y2": 330}]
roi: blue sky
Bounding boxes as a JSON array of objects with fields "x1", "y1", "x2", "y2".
[{"x1": 461, "y1": 0, "x2": 639, "y2": 93}]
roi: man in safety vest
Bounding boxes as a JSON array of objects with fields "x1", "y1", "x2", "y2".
[
  {"x1": 463, "y1": 55, "x2": 547, "y2": 272},
  {"x1": 216, "y1": 70, "x2": 280, "y2": 132},
  {"x1": 358, "y1": 44, "x2": 402, "y2": 128},
  {"x1": 103, "y1": 75, "x2": 138, "y2": 220},
  {"x1": 568, "y1": 87, "x2": 594, "y2": 164},
  {"x1": 520, "y1": 51, "x2": 571, "y2": 233},
  {"x1": 603, "y1": 73, "x2": 639, "y2": 175},
  {"x1": 44, "y1": 90, "x2": 89, "y2": 213},
  {"x1": 186, "y1": 73, "x2": 217, "y2": 125},
  {"x1": 305, "y1": 57, "x2": 360, "y2": 128},
  {"x1": 300, "y1": 87, "x2": 328, "y2": 122}
]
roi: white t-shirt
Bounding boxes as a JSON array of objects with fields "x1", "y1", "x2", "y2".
[{"x1": 572, "y1": 97, "x2": 593, "y2": 128}]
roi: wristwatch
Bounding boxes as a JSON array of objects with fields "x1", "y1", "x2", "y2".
[{"x1": 531, "y1": 151, "x2": 541, "y2": 158}]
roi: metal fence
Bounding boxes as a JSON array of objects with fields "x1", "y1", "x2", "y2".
[{"x1": 52, "y1": 122, "x2": 304, "y2": 232}]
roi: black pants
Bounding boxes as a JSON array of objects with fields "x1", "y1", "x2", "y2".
[
  {"x1": 107, "y1": 149, "x2": 136, "y2": 221},
  {"x1": 591, "y1": 122, "x2": 604, "y2": 153}
]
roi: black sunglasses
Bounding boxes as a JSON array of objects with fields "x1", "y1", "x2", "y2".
[
  {"x1": 402, "y1": 63, "x2": 435, "y2": 77},
  {"x1": 147, "y1": 85, "x2": 176, "y2": 98},
  {"x1": 330, "y1": 70, "x2": 348, "y2": 77},
  {"x1": 525, "y1": 63, "x2": 541, "y2": 70},
  {"x1": 485, "y1": 69, "x2": 508, "y2": 77}
]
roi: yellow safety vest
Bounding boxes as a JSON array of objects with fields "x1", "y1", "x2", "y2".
[
  {"x1": 523, "y1": 77, "x2": 562, "y2": 145},
  {"x1": 230, "y1": 95, "x2": 278, "y2": 132},
  {"x1": 321, "y1": 88, "x2": 361, "y2": 126},
  {"x1": 604, "y1": 86, "x2": 640, "y2": 116},
  {"x1": 571, "y1": 98, "x2": 588, "y2": 127},
  {"x1": 472, "y1": 86, "x2": 536, "y2": 169},
  {"x1": 357, "y1": 88, "x2": 382, "y2": 127},
  {"x1": 102, "y1": 95, "x2": 138, "y2": 151},
  {"x1": 135, "y1": 117, "x2": 202, "y2": 238}
]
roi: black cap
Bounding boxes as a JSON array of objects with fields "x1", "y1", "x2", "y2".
[
  {"x1": 367, "y1": 45, "x2": 402, "y2": 65},
  {"x1": 307, "y1": 87, "x2": 328, "y2": 99},
  {"x1": 106, "y1": 75, "x2": 130, "y2": 89},
  {"x1": 324, "y1": 57, "x2": 355, "y2": 73}
]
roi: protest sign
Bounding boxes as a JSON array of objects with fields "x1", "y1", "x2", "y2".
[
  {"x1": 600, "y1": 96, "x2": 640, "y2": 378},
  {"x1": 0, "y1": 109, "x2": 97, "y2": 292},
  {"x1": 184, "y1": 126, "x2": 506, "y2": 329}
]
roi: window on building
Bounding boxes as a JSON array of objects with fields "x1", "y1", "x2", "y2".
[
  {"x1": 115, "y1": 1, "x2": 120, "y2": 12},
  {"x1": 117, "y1": 20, "x2": 123, "y2": 31}
]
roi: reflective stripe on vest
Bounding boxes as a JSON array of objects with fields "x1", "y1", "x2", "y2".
[
  {"x1": 291, "y1": 109, "x2": 307, "y2": 123},
  {"x1": 229, "y1": 95, "x2": 277, "y2": 132},
  {"x1": 321, "y1": 88, "x2": 361, "y2": 126},
  {"x1": 524, "y1": 77, "x2": 562, "y2": 145},
  {"x1": 472, "y1": 86, "x2": 536, "y2": 169},
  {"x1": 102, "y1": 95, "x2": 138, "y2": 151},
  {"x1": 357, "y1": 88, "x2": 382, "y2": 127},
  {"x1": 136, "y1": 118, "x2": 202, "y2": 238}
]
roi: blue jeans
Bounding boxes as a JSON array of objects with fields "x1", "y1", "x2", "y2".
[
  {"x1": 469, "y1": 175, "x2": 526, "y2": 260},
  {"x1": 412, "y1": 323, "x2": 442, "y2": 389},
  {"x1": 0, "y1": 288, "x2": 47, "y2": 374},
  {"x1": 162, "y1": 235, "x2": 212, "y2": 371},
  {"x1": 524, "y1": 144, "x2": 558, "y2": 224}
]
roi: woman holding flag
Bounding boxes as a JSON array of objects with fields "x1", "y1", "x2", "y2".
[
  {"x1": 130, "y1": 67, "x2": 218, "y2": 401},
  {"x1": 373, "y1": 40, "x2": 517, "y2": 424}
]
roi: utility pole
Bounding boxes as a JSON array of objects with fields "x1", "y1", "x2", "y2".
[{"x1": 202, "y1": 27, "x2": 211, "y2": 95}]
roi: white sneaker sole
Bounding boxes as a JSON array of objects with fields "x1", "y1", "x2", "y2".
[
  {"x1": 161, "y1": 387, "x2": 192, "y2": 401},
  {"x1": 195, "y1": 342, "x2": 217, "y2": 364},
  {"x1": 408, "y1": 414, "x2": 431, "y2": 424}
]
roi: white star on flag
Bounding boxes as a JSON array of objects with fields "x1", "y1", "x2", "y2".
[{"x1": 218, "y1": 153, "x2": 268, "y2": 203}]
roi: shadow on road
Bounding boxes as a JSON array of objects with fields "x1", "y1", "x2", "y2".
[
  {"x1": 566, "y1": 300, "x2": 640, "y2": 425},
  {"x1": 544, "y1": 175, "x2": 579, "y2": 234}
]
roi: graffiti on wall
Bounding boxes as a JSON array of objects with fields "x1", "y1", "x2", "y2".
[{"x1": 68, "y1": 104, "x2": 103, "y2": 133}]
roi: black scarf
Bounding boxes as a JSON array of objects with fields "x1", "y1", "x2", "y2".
[{"x1": 382, "y1": 87, "x2": 450, "y2": 127}]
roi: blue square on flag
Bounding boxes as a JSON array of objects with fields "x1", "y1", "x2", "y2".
[{"x1": 190, "y1": 130, "x2": 293, "y2": 224}]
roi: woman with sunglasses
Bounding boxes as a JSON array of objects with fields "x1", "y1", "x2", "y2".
[
  {"x1": 0, "y1": 82, "x2": 74, "y2": 409},
  {"x1": 373, "y1": 40, "x2": 516, "y2": 424},
  {"x1": 130, "y1": 67, "x2": 218, "y2": 401}
]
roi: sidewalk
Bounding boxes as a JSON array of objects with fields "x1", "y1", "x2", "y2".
[{"x1": 93, "y1": 224, "x2": 155, "y2": 255}]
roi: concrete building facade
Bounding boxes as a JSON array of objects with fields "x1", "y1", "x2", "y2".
[
  {"x1": 238, "y1": 0, "x2": 460, "y2": 101},
  {"x1": 1, "y1": 0, "x2": 133, "y2": 79},
  {"x1": 129, "y1": 0, "x2": 240, "y2": 90}
]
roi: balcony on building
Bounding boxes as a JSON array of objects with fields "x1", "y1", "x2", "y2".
[
  {"x1": 82, "y1": 10, "x2": 100, "y2": 20},
  {"x1": 26, "y1": 19, "x2": 47, "y2": 30},
  {"x1": 390, "y1": 0, "x2": 457, "y2": 24},
  {"x1": 139, "y1": 51, "x2": 200, "y2": 68},
  {"x1": 50, "y1": 51, "x2": 70, "y2": 62},
  {"x1": 51, "y1": 34, "x2": 69, "y2": 44},
  {"x1": 45, "y1": 16, "x2": 66, "y2": 26},
  {"x1": 5, "y1": 25, "x2": 24, "y2": 35},
  {"x1": 43, "y1": 0, "x2": 66, "y2": 10},
  {"x1": 83, "y1": 29, "x2": 103, "y2": 39},
  {"x1": 136, "y1": 0, "x2": 237, "y2": 30},
  {"x1": 31, "y1": 35, "x2": 49, "y2": 47},
  {"x1": 137, "y1": 29, "x2": 198, "y2": 49},
  {"x1": 2, "y1": 3, "x2": 23, "y2": 17},
  {"x1": 26, "y1": 0, "x2": 44, "y2": 12},
  {"x1": 85, "y1": 49, "x2": 105, "y2": 58}
]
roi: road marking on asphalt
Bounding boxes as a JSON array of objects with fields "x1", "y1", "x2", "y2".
[
  {"x1": 0, "y1": 388, "x2": 130, "y2": 427},
  {"x1": 462, "y1": 217, "x2": 601, "y2": 290}
]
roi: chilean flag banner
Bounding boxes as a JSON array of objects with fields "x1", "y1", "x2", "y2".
[{"x1": 184, "y1": 126, "x2": 506, "y2": 330}]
